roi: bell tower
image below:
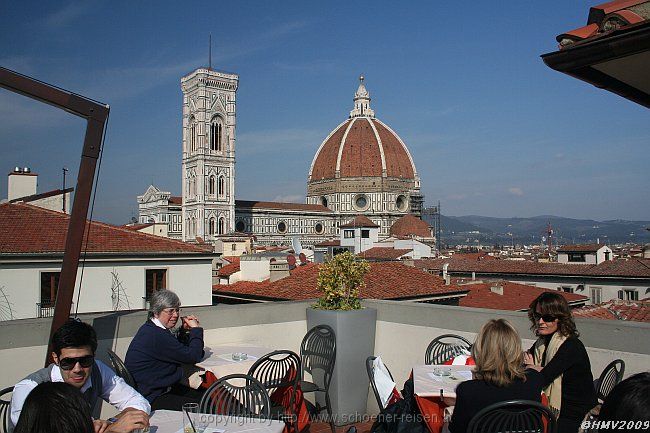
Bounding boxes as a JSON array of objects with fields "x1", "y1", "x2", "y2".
[{"x1": 180, "y1": 67, "x2": 239, "y2": 242}]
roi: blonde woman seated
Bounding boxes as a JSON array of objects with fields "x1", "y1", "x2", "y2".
[{"x1": 449, "y1": 319, "x2": 544, "y2": 433}]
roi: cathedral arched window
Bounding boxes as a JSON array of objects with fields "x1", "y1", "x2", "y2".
[
  {"x1": 209, "y1": 218, "x2": 216, "y2": 236},
  {"x1": 218, "y1": 176, "x2": 225, "y2": 197},
  {"x1": 208, "y1": 176, "x2": 216, "y2": 196},
  {"x1": 218, "y1": 217, "x2": 225, "y2": 235},
  {"x1": 189, "y1": 116, "x2": 197, "y2": 152},
  {"x1": 210, "y1": 116, "x2": 223, "y2": 152}
]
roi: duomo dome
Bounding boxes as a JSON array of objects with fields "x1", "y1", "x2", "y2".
[{"x1": 306, "y1": 77, "x2": 422, "y2": 237}]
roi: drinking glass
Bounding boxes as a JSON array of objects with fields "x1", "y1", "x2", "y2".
[{"x1": 182, "y1": 403, "x2": 199, "y2": 433}]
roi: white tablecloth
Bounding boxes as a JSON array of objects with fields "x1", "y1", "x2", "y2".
[
  {"x1": 412, "y1": 364, "x2": 474, "y2": 398},
  {"x1": 149, "y1": 410, "x2": 285, "y2": 433},
  {"x1": 186, "y1": 344, "x2": 271, "y2": 389}
]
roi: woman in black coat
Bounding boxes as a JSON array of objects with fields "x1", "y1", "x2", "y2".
[{"x1": 523, "y1": 292, "x2": 597, "y2": 433}]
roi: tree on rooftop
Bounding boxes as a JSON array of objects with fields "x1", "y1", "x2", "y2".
[{"x1": 314, "y1": 251, "x2": 370, "y2": 310}]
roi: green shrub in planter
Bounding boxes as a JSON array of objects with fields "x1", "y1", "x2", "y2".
[{"x1": 313, "y1": 251, "x2": 370, "y2": 310}]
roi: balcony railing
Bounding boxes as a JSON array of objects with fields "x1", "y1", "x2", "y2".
[
  {"x1": 36, "y1": 301, "x2": 55, "y2": 318},
  {"x1": 36, "y1": 301, "x2": 76, "y2": 318}
]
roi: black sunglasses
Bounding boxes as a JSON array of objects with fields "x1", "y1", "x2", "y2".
[
  {"x1": 533, "y1": 313, "x2": 557, "y2": 323},
  {"x1": 59, "y1": 355, "x2": 94, "y2": 370}
]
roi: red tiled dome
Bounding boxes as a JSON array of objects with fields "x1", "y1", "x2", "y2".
[
  {"x1": 309, "y1": 117, "x2": 416, "y2": 181},
  {"x1": 390, "y1": 214, "x2": 431, "y2": 238}
]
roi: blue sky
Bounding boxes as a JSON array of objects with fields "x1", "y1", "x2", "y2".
[{"x1": 1, "y1": 1, "x2": 648, "y2": 224}]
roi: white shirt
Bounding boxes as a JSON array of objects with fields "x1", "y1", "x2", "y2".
[
  {"x1": 151, "y1": 317, "x2": 170, "y2": 331},
  {"x1": 9, "y1": 360, "x2": 151, "y2": 428}
]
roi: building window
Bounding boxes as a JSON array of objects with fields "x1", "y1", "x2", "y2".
[
  {"x1": 40, "y1": 272, "x2": 60, "y2": 306},
  {"x1": 189, "y1": 117, "x2": 197, "y2": 152},
  {"x1": 315, "y1": 223, "x2": 324, "y2": 234},
  {"x1": 278, "y1": 221, "x2": 287, "y2": 233},
  {"x1": 219, "y1": 217, "x2": 226, "y2": 235},
  {"x1": 208, "y1": 176, "x2": 216, "y2": 195},
  {"x1": 146, "y1": 269, "x2": 167, "y2": 300},
  {"x1": 231, "y1": 243, "x2": 237, "y2": 251},
  {"x1": 236, "y1": 220, "x2": 245, "y2": 232},
  {"x1": 218, "y1": 176, "x2": 225, "y2": 197},
  {"x1": 321, "y1": 196, "x2": 328, "y2": 207},
  {"x1": 344, "y1": 230, "x2": 355, "y2": 238},
  {"x1": 361, "y1": 229, "x2": 370, "y2": 239},
  {"x1": 209, "y1": 218, "x2": 216, "y2": 235},
  {"x1": 396, "y1": 195, "x2": 408, "y2": 212},
  {"x1": 561, "y1": 286, "x2": 574, "y2": 293},
  {"x1": 622, "y1": 289, "x2": 638, "y2": 301},
  {"x1": 604, "y1": 251, "x2": 611, "y2": 261},
  {"x1": 353, "y1": 194, "x2": 369, "y2": 211},
  {"x1": 568, "y1": 253, "x2": 586, "y2": 262},
  {"x1": 591, "y1": 287, "x2": 602, "y2": 304},
  {"x1": 210, "y1": 116, "x2": 223, "y2": 151}
]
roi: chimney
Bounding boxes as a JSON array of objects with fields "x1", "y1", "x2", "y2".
[
  {"x1": 270, "y1": 260, "x2": 290, "y2": 282},
  {"x1": 490, "y1": 285, "x2": 504, "y2": 296},
  {"x1": 442, "y1": 263, "x2": 450, "y2": 285},
  {"x1": 471, "y1": 271, "x2": 476, "y2": 281},
  {"x1": 402, "y1": 258, "x2": 415, "y2": 267},
  {"x1": 8, "y1": 167, "x2": 37, "y2": 201}
]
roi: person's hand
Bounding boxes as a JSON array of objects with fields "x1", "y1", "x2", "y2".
[
  {"x1": 182, "y1": 315, "x2": 200, "y2": 329},
  {"x1": 105, "y1": 410, "x2": 150, "y2": 433},
  {"x1": 523, "y1": 352, "x2": 535, "y2": 366},
  {"x1": 93, "y1": 419, "x2": 110, "y2": 433}
]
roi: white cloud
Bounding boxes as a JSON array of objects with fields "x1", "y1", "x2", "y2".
[
  {"x1": 43, "y1": 2, "x2": 92, "y2": 29},
  {"x1": 508, "y1": 187, "x2": 524, "y2": 196}
]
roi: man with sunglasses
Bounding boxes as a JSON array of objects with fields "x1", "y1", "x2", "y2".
[{"x1": 9, "y1": 319, "x2": 150, "y2": 433}]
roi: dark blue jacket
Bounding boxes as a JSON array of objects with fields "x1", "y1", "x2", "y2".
[{"x1": 125, "y1": 320, "x2": 204, "y2": 402}]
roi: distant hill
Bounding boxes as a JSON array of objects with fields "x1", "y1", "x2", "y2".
[{"x1": 440, "y1": 215, "x2": 650, "y2": 246}]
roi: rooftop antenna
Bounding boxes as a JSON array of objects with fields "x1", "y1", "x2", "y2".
[{"x1": 209, "y1": 33, "x2": 212, "y2": 69}]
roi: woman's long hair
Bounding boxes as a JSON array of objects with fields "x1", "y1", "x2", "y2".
[
  {"x1": 528, "y1": 291, "x2": 578, "y2": 338},
  {"x1": 14, "y1": 382, "x2": 95, "y2": 433},
  {"x1": 472, "y1": 319, "x2": 527, "y2": 387}
]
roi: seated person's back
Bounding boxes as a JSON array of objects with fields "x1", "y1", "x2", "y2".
[{"x1": 449, "y1": 319, "x2": 543, "y2": 433}]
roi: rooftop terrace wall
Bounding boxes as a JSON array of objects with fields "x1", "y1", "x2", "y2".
[{"x1": 0, "y1": 300, "x2": 647, "y2": 416}]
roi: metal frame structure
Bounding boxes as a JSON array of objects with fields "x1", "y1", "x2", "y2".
[{"x1": 0, "y1": 67, "x2": 110, "y2": 365}]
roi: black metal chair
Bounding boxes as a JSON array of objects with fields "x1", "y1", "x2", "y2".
[
  {"x1": 595, "y1": 359, "x2": 625, "y2": 402},
  {"x1": 300, "y1": 325, "x2": 336, "y2": 433},
  {"x1": 467, "y1": 399, "x2": 557, "y2": 433},
  {"x1": 200, "y1": 373, "x2": 271, "y2": 419},
  {"x1": 106, "y1": 349, "x2": 136, "y2": 388},
  {"x1": 424, "y1": 334, "x2": 471, "y2": 365},
  {"x1": 248, "y1": 350, "x2": 301, "y2": 431},
  {"x1": 1, "y1": 386, "x2": 13, "y2": 433},
  {"x1": 366, "y1": 356, "x2": 396, "y2": 411}
]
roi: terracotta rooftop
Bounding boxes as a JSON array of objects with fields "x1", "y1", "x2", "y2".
[
  {"x1": 123, "y1": 223, "x2": 154, "y2": 231},
  {"x1": 573, "y1": 299, "x2": 650, "y2": 322},
  {"x1": 557, "y1": 243, "x2": 605, "y2": 252},
  {"x1": 358, "y1": 247, "x2": 412, "y2": 261},
  {"x1": 218, "y1": 256, "x2": 241, "y2": 277},
  {"x1": 214, "y1": 262, "x2": 468, "y2": 301},
  {"x1": 309, "y1": 117, "x2": 416, "y2": 181},
  {"x1": 459, "y1": 281, "x2": 589, "y2": 312},
  {"x1": 315, "y1": 240, "x2": 342, "y2": 247},
  {"x1": 340, "y1": 215, "x2": 379, "y2": 228},
  {"x1": 556, "y1": 0, "x2": 650, "y2": 48},
  {"x1": 169, "y1": 196, "x2": 182, "y2": 205},
  {"x1": 451, "y1": 252, "x2": 498, "y2": 261},
  {"x1": 235, "y1": 200, "x2": 331, "y2": 213},
  {"x1": 415, "y1": 257, "x2": 650, "y2": 278},
  {"x1": 390, "y1": 214, "x2": 431, "y2": 238},
  {"x1": 0, "y1": 203, "x2": 209, "y2": 255}
]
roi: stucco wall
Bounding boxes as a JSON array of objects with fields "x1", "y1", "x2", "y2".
[{"x1": 0, "y1": 258, "x2": 213, "y2": 319}]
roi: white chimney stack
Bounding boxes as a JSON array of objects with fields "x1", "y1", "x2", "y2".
[{"x1": 8, "y1": 167, "x2": 37, "y2": 201}]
